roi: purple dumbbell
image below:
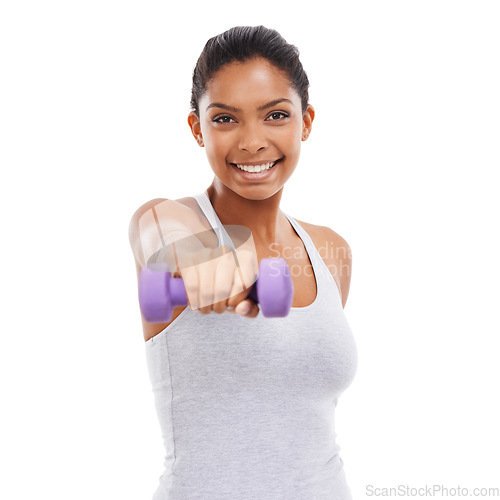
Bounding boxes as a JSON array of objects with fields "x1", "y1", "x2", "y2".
[{"x1": 139, "y1": 257, "x2": 294, "y2": 323}]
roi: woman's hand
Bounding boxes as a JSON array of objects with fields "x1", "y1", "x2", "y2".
[{"x1": 177, "y1": 245, "x2": 260, "y2": 318}]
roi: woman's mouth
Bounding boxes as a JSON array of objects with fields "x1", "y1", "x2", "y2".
[{"x1": 230, "y1": 159, "x2": 281, "y2": 181}]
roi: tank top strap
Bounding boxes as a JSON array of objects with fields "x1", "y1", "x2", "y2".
[
  {"x1": 283, "y1": 214, "x2": 324, "y2": 275},
  {"x1": 283, "y1": 212, "x2": 341, "y2": 299},
  {"x1": 193, "y1": 191, "x2": 236, "y2": 251}
]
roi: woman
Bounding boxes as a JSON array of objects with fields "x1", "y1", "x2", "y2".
[{"x1": 129, "y1": 25, "x2": 358, "y2": 499}]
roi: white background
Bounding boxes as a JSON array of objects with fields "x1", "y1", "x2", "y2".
[{"x1": 1, "y1": 1, "x2": 499, "y2": 498}]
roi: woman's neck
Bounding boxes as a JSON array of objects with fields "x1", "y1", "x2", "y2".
[{"x1": 205, "y1": 180, "x2": 290, "y2": 249}]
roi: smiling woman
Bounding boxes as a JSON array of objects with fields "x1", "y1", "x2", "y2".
[
  {"x1": 129, "y1": 25, "x2": 358, "y2": 500},
  {"x1": 188, "y1": 56, "x2": 312, "y2": 201}
]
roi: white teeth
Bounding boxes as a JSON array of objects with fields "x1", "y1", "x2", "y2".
[{"x1": 235, "y1": 161, "x2": 277, "y2": 173}]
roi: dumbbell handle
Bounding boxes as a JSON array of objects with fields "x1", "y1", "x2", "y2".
[{"x1": 168, "y1": 272, "x2": 259, "y2": 306}]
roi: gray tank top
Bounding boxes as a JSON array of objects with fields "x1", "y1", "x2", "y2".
[{"x1": 145, "y1": 191, "x2": 358, "y2": 499}]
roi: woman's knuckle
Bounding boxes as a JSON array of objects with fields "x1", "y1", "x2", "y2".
[{"x1": 212, "y1": 302, "x2": 225, "y2": 314}]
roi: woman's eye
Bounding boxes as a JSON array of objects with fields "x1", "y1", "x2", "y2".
[
  {"x1": 267, "y1": 111, "x2": 289, "y2": 121},
  {"x1": 213, "y1": 116, "x2": 235, "y2": 124},
  {"x1": 213, "y1": 112, "x2": 289, "y2": 124}
]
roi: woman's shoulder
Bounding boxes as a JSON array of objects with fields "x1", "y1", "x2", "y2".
[
  {"x1": 293, "y1": 218, "x2": 352, "y2": 308},
  {"x1": 129, "y1": 196, "x2": 203, "y2": 232},
  {"x1": 293, "y1": 218, "x2": 351, "y2": 252},
  {"x1": 129, "y1": 197, "x2": 168, "y2": 224}
]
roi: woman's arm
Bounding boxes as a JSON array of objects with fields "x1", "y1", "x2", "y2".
[{"x1": 128, "y1": 198, "x2": 213, "y2": 270}]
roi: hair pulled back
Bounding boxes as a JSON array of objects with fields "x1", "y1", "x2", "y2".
[{"x1": 190, "y1": 25, "x2": 309, "y2": 118}]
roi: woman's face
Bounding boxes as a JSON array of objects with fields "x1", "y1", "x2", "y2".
[{"x1": 188, "y1": 57, "x2": 314, "y2": 200}]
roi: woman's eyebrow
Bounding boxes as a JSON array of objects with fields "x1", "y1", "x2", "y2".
[{"x1": 206, "y1": 98, "x2": 294, "y2": 113}]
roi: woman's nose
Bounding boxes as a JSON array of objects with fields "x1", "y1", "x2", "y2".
[{"x1": 238, "y1": 124, "x2": 268, "y2": 154}]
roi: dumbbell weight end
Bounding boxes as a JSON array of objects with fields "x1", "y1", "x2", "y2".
[{"x1": 139, "y1": 262, "x2": 187, "y2": 323}]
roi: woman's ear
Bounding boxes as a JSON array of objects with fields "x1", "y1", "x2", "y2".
[
  {"x1": 302, "y1": 104, "x2": 315, "y2": 141},
  {"x1": 187, "y1": 111, "x2": 204, "y2": 146}
]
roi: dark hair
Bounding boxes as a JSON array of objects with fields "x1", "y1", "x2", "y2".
[{"x1": 190, "y1": 25, "x2": 310, "y2": 118}]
